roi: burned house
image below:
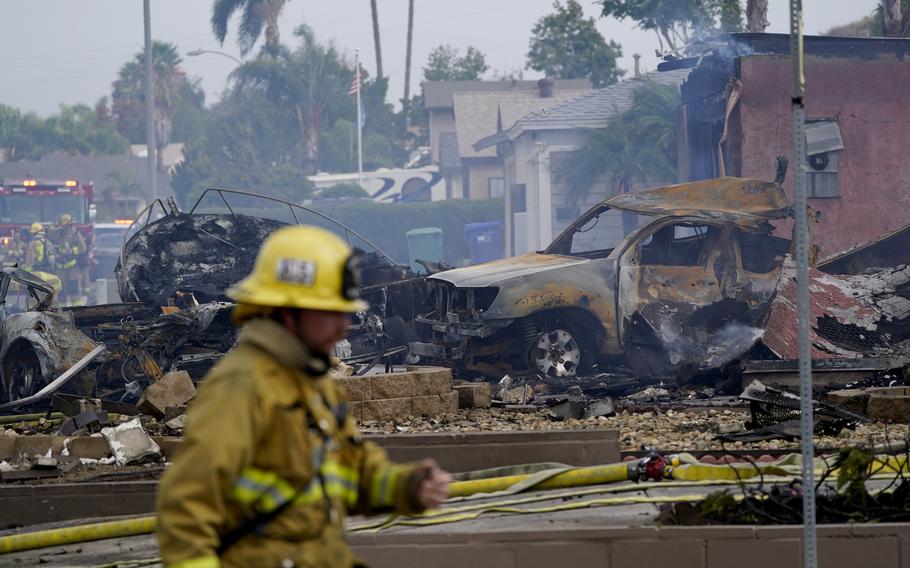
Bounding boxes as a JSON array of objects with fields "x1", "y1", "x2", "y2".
[{"x1": 673, "y1": 33, "x2": 910, "y2": 257}]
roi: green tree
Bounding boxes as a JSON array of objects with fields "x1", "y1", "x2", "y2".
[
  {"x1": 423, "y1": 45, "x2": 489, "y2": 81},
  {"x1": 0, "y1": 105, "x2": 23, "y2": 160},
  {"x1": 0, "y1": 103, "x2": 127, "y2": 161},
  {"x1": 170, "y1": 88, "x2": 314, "y2": 207},
  {"x1": 823, "y1": 14, "x2": 881, "y2": 37},
  {"x1": 527, "y1": 0, "x2": 624, "y2": 87},
  {"x1": 111, "y1": 42, "x2": 202, "y2": 171},
  {"x1": 599, "y1": 0, "x2": 743, "y2": 54},
  {"x1": 211, "y1": 0, "x2": 290, "y2": 56},
  {"x1": 45, "y1": 104, "x2": 128, "y2": 156},
  {"x1": 556, "y1": 81, "x2": 680, "y2": 204},
  {"x1": 232, "y1": 25, "x2": 350, "y2": 174}
]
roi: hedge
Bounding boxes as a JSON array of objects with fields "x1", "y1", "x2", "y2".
[{"x1": 311, "y1": 199, "x2": 504, "y2": 265}]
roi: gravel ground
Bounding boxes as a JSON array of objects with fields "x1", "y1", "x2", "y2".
[{"x1": 359, "y1": 407, "x2": 910, "y2": 452}]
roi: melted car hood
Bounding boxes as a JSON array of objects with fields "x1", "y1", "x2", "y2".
[
  {"x1": 430, "y1": 254, "x2": 590, "y2": 288},
  {"x1": 605, "y1": 177, "x2": 790, "y2": 224}
]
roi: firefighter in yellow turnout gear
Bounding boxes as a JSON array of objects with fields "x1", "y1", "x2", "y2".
[
  {"x1": 157, "y1": 226, "x2": 451, "y2": 568},
  {"x1": 22, "y1": 223, "x2": 62, "y2": 296},
  {"x1": 52, "y1": 213, "x2": 88, "y2": 305}
]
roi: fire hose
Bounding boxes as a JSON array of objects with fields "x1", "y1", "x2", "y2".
[{"x1": 0, "y1": 453, "x2": 906, "y2": 555}]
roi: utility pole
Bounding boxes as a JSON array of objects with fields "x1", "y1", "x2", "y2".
[
  {"x1": 790, "y1": 2, "x2": 817, "y2": 568},
  {"x1": 370, "y1": 0, "x2": 383, "y2": 78},
  {"x1": 355, "y1": 49, "x2": 364, "y2": 188},
  {"x1": 403, "y1": 0, "x2": 414, "y2": 121},
  {"x1": 143, "y1": 0, "x2": 158, "y2": 201}
]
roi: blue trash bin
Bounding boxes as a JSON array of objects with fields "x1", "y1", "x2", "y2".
[{"x1": 464, "y1": 220, "x2": 504, "y2": 264}]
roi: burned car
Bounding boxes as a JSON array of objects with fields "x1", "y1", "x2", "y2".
[
  {"x1": 0, "y1": 189, "x2": 426, "y2": 410},
  {"x1": 411, "y1": 177, "x2": 795, "y2": 380},
  {"x1": 412, "y1": 176, "x2": 910, "y2": 383},
  {"x1": 0, "y1": 265, "x2": 234, "y2": 408},
  {"x1": 116, "y1": 189, "x2": 426, "y2": 368}
]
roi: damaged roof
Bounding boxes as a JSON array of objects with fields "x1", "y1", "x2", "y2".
[{"x1": 605, "y1": 177, "x2": 790, "y2": 226}]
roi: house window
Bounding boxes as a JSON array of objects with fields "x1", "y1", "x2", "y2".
[
  {"x1": 805, "y1": 119, "x2": 843, "y2": 198},
  {"x1": 489, "y1": 177, "x2": 505, "y2": 199}
]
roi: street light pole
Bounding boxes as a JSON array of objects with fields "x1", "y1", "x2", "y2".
[
  {"x1": 790, "y1": 2, "x2": 817, "y2": 568},
  {"x1": 186, "y1": 49, "x2": 242, "y2": 65},
  {"x1": 143, "y1": 0, "x2": 157, "y2": 201}
]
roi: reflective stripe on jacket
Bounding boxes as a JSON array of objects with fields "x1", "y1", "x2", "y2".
[{"x1": 156, "y1": 318, "x2": 426, "y2": 568}]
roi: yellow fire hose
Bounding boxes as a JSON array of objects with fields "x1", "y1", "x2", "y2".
[
  {"x1": 1, "y1": 454, "x2": 906, "y2": 555},
  {"x1": 0, "y1": 413, "x2": 64, "y2": 425},
  {"x1": 0, "y1": 516, "x2": 157, "y2": 555}
]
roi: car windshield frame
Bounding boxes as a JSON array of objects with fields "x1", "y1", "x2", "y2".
[{"x1": 545, "y1": 204, "x2": 648, "y2": 258}]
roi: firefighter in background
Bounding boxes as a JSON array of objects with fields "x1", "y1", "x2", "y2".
[
  {"x1": 23, "y1": 223, "x2": 62, "y2": 296},
  {"x1": 53, "y1": 213, "x2": 88, "y2": 305},
  {"x1": 157, "y1": 225, "x2": 451, "y2": 568},
  {"x1": 2, "y1": 228, "x2": 26, "y2": 268}
]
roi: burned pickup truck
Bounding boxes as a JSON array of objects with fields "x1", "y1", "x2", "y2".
[
  {"x1": 411, "y1": 177, "x2": 796, "y2": 380},
  {"x1": 412, "y1": 176, "x2": 910, "y2": 382}
]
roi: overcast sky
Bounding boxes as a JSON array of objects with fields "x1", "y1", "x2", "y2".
[{"x1": 0, "y1": 0, "x2": 878, "y2": 116}]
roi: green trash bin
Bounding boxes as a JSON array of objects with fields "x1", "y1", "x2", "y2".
[{"x1": 406, "y1": 227, "x2": 444, "y2": 273}]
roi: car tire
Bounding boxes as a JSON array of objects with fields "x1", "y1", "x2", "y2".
[{"x1": 529, "y1": 325, "x2": 583, "y2": 379}]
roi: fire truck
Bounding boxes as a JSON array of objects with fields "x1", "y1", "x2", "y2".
[{"x1": 0, "y1": 178, "x2": 94, "y2": 267}]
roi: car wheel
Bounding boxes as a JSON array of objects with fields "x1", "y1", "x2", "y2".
[
  {"x1": 531, "y1": 328, "x2": 582, "y2": 379},
  {"x1": 4, "y1": 349, "x2": 41, "y2": 403}
]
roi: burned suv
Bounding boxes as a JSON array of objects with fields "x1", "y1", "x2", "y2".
[{"x1": 411, "y1": 177, "x2": 793, "y2": 380}]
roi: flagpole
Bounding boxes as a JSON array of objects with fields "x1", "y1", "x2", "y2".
[{"x1": 355, "y1": 48, "x2": 364, "y2": 188}]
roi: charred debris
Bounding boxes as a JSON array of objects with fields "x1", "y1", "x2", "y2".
[
  {"x1": 1, "y1": 182, "x2": 909, "y2": 437},
  {"x1": 0, "y1": 189, "x2": 427, "y2": 415}
]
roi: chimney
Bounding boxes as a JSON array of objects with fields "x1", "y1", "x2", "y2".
[
  {"x1": 537, "y1": 78, "x2": 554, "y2": 98},
  {"x1": 633, "y1": 54, "x2": 641, "y2": 77}
]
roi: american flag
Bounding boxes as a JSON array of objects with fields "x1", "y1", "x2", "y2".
[{"x1": 348, "y1": 65, "x2": 361, "y2": 96}]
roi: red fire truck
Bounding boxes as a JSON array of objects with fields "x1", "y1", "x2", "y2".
[{"x1": 0, "y1": 178, "x2": 94, "y2": 266}]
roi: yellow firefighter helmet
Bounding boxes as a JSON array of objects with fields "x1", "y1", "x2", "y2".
[
  {"x1": 227, "y1": 225, "x2": 368, "y2": 314},
  {"x1": 29, "y1": 222, "x2": 44, "y2": 235},
  {"x1": 58, "y1": 213, "x2": 73, "y2": 226}
]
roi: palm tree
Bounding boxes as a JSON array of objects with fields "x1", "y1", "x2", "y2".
[
  {"x1": 745, "y1": 0, "x2": 769, "y2": 32},
  {"x1": 112, "y1": 42, "x2": 187, "y2": 173},
  {"x1": 556, "y1": 82, "x2": 679, "y2": 214},
  {"x1": 370, "y1": 0, "x2": 383, "y2": 77},
  {"x1": 211, "y1": 0, "x2": 289, "y2": 56},
  {"x1": 231, "y1": 26, "x2": 350, "y2": 174}
]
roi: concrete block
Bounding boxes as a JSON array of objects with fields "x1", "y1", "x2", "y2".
[
  {"x1": 370, "y1": 373, "x2": 420, "y2": 400},
  {"x1": 348, "y1": 402, "x2": 362, "y2": 423},
  {"x1": 866, "y1": 387, "x2": 910, "y2": 422},
  {"x1": 411, "y1": 392, "x2": 458, "y2": 417},
  {"x1": 361, "y1": 397, "x2": 412, "y2": 422},
  {"x1": 138, "y1": 371, "x2": 195, "y2": 418},
  {"x1": 410, "y1": 367, "x2": 453, "y2": 395},
  {"x1": 163, "y1": 405, "x2": 188, "y2": 422},
  {"x1": 827, "y1": 389, "x2": 870, "y2": 415},
  {"x1": 707, "y1": 539, "x2": 800, "y2": 568},
  {"x1": 336, "y1": 376, "x2": 370, "y2": 401},
  {"x1": 101, "y1": 418, "x2": 161, "y2": 465},
  {"x1": 512, "y1": 541, "x2": 609, "y2": 567},
  {"x1": 819, "y1": 536, "x2": 899, "y2": 568},
  {"x1": 65, "y1": 437, "x2": 112, "y2": 459},
  {"x1": 613, "y1": 539, "x2": 704, "y2": 568},
  {"x1": 454, "y1": 383, "x2": 492, "y2": 409}
]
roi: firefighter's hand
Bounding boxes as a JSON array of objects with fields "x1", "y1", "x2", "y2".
[{"x1": 417, "y1": 459, "x2": 451, "y2": 509}]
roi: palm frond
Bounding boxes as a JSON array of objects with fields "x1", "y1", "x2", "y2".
[{"x1": 211, "y1": 0, "x2": 244, "y2": 44}]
